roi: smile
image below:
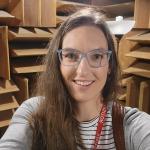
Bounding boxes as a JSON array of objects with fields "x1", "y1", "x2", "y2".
[{"x1": 73, "y1": 80, "x2": 94, "y2": 86}]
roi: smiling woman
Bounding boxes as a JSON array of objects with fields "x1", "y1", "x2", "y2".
[
  {"x1": 59, "y1": 26, "x2": 110, "y2": 119},
  {"x1": 0, "y1": 8, "x2": 150, "y2": 150}
]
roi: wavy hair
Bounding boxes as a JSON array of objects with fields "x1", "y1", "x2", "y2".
[{"x1": 30, "y1": 8, "x2": 119, "y2": 150}]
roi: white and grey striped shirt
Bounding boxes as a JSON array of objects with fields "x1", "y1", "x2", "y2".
[{"x1": 79, "y1": 109, "x2": 116, "y2": 150}]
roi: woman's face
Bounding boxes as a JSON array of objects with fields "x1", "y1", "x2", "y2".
[{"x1": 60, "y1": 26, "x2": 109, "y2": 103}]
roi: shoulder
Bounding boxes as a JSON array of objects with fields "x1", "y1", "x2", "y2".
[
  {"x1": 0, "y1": 97, "x2": 44, "y2": 150},
  {"x1": 124, "y1": 107, "x2": 150, "y2": 150},
  {"x1": 11, "y1": 96, "x2": 44, "y2": 124},
  {"x1": 18, "y1": 96, "x2": 43, "y2": 112},
  {"x1": 124, "y1": 106, "x2": 150, "y2": 125},
  {"x1": 22, "y1": 96, "x2": 43, "y2": 107},
  {"x1": 124, "y1": 106, "x2": 150, "y2": 133},
  {"x1": 107, "y1": 101, "x2": 150, "y2": 124},
  {"x1": 20, "y1": 96, "x2": 43, "y2": 111}
]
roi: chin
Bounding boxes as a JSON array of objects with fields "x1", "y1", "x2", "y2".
[{"x1": 72, "y1": 95, "x2": 92, "y2": 102}]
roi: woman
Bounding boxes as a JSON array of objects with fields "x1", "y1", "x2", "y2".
[{"x1": 0, "y1": 8, "x2": 150, "y2": 150}]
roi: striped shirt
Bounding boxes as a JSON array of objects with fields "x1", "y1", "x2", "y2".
[{"x1": 78, "y1": 109, "x2": 116, "y2": 150}]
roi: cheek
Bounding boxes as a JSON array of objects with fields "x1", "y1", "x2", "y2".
[
  {"x1": 95, "y1": 67, "x2": 109, "y2": 86},
  {"x1": 96, "y1": 66, "x2": 108, "y2": 78},
  {"x1": 60, "y1": 65, "x2": 74, "y2": 83},
  {"x1": 60, "y1": 65, "x2": 67, "y2": 81}
]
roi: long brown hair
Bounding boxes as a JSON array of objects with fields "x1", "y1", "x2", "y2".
[{"x1": 30, "y1": 8, "x2": 119, "y2": 150}]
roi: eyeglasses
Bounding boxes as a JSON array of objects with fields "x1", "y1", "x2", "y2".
[{"x1": 57, "y1": 48, "x2": 112, "y2": 68}]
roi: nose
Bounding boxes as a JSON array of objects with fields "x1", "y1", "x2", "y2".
[{"x1": 76, "y1": 57, "x2": 91, "y2": 76}]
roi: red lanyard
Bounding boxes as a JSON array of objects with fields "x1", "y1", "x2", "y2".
[{"x1": 93, "y1": 104, "x2": 107, "y2": 150}]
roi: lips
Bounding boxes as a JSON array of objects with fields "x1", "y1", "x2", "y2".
[{"x1": 73, "y1": 80, "x2": 94, "y2": 86}]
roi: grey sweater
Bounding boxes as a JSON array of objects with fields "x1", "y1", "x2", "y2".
[{"x1": 0, "y1": 97, "x2": 150, "y2": 150}]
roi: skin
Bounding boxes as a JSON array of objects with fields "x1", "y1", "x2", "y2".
[{"x1": 61, "y1": 26, "x2": 109, "y2": 122}]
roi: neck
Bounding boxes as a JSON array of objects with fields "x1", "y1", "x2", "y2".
[{"x1": 75, "y1": 97, "x2": 103, "y2": 122}]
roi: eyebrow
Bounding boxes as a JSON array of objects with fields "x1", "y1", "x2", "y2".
[{"x1": 62, "y1": 47, "x2": 108, "y2": 52}]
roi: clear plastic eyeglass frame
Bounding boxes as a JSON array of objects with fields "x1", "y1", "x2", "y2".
[{"x1": 57, "y1": 48, "x2": 112, "y2": 68}]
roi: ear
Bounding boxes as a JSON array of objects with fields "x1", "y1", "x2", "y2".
[{"x1": 108, "y1": 68, "x2": 111, "y2": 75}]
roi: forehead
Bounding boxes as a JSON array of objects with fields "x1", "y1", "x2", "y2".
[{"x1": 62, "y1": 25, "x2": 108, "y2": 51}]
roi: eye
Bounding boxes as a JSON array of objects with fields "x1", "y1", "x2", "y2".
[
  {"x1": 65, "y1": 53, "x2": 76, "y2": 58},
  {"x1": 62, "y1": 51, "x2": 79, "y2": 61},
  {"x1": 94, "y1": 54, "x2": 101, "y2": 59},
  {"x1": 91, "y1": 53, "x2": 102, "y2": 60}
]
